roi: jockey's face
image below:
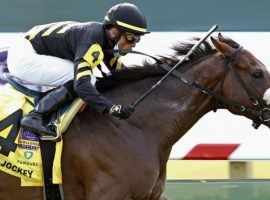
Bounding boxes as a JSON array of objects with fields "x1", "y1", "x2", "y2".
[
  {"x1": 117, "y1": 31, "x2": 141, "y2": 50},
  {"x1": 108, "y1": 27, "x2": 141, "y2": 50}
]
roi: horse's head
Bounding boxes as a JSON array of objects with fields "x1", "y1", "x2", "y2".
[{"x1": 211, "y1": 33, "x2": 270, "y2": 128}]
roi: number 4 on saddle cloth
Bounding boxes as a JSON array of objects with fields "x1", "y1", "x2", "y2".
[{"x1": 0, "y1": 73, "x2": 85, "y2": 187}]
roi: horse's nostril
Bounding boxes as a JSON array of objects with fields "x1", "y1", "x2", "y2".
[{"x1": 263, "y1": 88, "x2": 270, "y2": 105}]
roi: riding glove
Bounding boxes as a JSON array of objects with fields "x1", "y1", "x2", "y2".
[{"x1": 109, "y1": 104, "x2": 134, "y2": 119}]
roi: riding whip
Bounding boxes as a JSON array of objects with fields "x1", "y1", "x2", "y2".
[{"x1": 130, "y1": 24, "x2": 218, "y2": 109}]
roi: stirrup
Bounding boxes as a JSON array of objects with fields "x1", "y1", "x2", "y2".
[{"x1": 40, "y1": 122, "x2": 62, "y2": 142}]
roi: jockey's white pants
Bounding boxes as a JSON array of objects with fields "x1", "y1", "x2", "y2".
[{"x1": 7, "y1": 35, "x2": 74, "y2": 87}]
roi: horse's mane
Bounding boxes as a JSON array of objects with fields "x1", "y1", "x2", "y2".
[
  {"x1": 97, "y1": 38, "x2": 216, "y2": 92},
  {"x1": 157, "y1": 38, "x2": 216, "y2": 67},
  {"x1": 96, "y1": 65, "x2": 166, "y2": 92}
]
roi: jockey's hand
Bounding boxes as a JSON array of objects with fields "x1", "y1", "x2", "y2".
[{"x1": 109, "y1": 104, "x2": 134, "y2": 119}]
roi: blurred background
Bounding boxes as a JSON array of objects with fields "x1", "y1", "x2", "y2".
[
  {"x1": 1, "y1": 0, "x2": 270, "y2": 32},
  {"x1": 1, "y1": 1, "x2": 270, "y2": 199}
]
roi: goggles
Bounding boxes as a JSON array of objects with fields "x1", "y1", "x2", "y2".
[{"x1": 124, "y1": 32, "x2": 141, "y2": 43}]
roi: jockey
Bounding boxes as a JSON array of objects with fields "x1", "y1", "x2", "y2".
[{"x1": 7, "y1": 3, "x2": 149, "y2": 137}]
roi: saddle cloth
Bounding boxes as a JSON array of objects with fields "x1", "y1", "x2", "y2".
[{"x1": 0, "y1": 84, "x2": 84, "y2": 186}]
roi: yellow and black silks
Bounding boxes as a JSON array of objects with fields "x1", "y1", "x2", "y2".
[{"x1": 0, "y1": 84, "x2": 84, "y2": 186}]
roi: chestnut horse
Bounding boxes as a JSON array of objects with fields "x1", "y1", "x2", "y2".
[{"x1": 1, "y1": 34, "x2": 270, "y2": 200}]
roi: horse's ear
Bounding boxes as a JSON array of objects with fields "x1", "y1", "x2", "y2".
[
  {"x1": 211, "y1": 37, "x2": 235, "y2": 57},
  {"x1": 216, "y1": 34, "x2": 240, "y2": 48},
  {"x1": 218, "y1": 32, "x2": 224, "y2": 39}
]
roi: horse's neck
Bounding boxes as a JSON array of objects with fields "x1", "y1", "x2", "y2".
[{"x1": 129, "y1": 54, "x2": 225, "y2": 150}]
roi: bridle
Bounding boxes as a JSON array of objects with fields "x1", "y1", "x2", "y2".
[
  {"x1": 105, "y1": 46, "x2": 270, "y2": 129},
  {"x1": 216, "y1": 46, "x2": 270, "y2": 128}
]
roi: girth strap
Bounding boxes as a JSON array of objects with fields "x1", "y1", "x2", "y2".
[{"x1": 40, "y1": 140, "x2": 64, "y2": 200}]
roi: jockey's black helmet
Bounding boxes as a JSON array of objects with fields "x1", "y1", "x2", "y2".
[{"x1": 103, "y1": 3, "x2": 150, "y2": 35}]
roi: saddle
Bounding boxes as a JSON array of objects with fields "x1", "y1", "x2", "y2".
[
  {"x1": 1, "y1": 73, "x2": 85, "y2": 200},
  {"x1": 4, "y1": 73, "x2": 85, "y2": 136}
]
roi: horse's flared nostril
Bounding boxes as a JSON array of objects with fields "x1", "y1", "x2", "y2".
[{"x1": 263, "y1": 88, "x2": 270, "y2": 105}]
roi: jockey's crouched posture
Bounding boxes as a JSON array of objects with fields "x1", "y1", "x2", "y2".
[{"x1": 7, "y1": 3, "x2": 149, "y2": 137}]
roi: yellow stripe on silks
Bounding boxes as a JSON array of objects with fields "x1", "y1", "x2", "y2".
[
  {"x1": 57, "y1": 23, "x2": 79, "y2": 34},
  {"x1": 42, "y1": 22, "x2": 68, "y2": 36},
  {"x1": 83, "y1": 44, "x2": 104, "y2": 69},
  {"x1": 109, "y1": 57, "x2": 117, "y2": 67},
  {"x1": 116, "y1": 59, "x2": 123, "y2": 70},
  {"x1": 76, "y1": 70, "x2": 92, "y2": 81},
  {"x1": 26, "y1": 24, "x2": 51, "y2": 40},
  {"x1": 116, "y1": 20, "x2": 147, "y2": 33},
  {"x1": 78, "y1": 62, "x2": 92, "y2": 70}
]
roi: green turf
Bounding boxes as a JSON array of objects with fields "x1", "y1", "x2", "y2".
[{"x1": 165, "y1": 180, "x2": 270, "y2": 200}]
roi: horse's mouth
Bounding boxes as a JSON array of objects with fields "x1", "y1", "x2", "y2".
[
  {"x1": 255, "y1": 108, "x2": 270, "y2": 129},
  {"x1": 260, "y1": 89, "x2": 270, "y2": 128},
  {"x1": 260, "y1": 108, "x2": 270, "y2": 122}
]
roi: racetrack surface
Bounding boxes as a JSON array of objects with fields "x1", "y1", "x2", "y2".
[{"x1": 165, "y1": 179, "x2": 270, "y2": 200}]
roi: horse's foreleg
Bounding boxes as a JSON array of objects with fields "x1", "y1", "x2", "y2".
[
  {"x1": 149, "y1": 150, "x2": 171, "y2": 200},
  {"x1": 149, "y1": 171, "x2": 166, "y2": 200},
  {"x1": 157, "y1": 195, "x2": 168, "y2": 200}
]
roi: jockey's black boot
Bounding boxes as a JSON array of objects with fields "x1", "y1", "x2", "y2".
[{"x1": 21, "y1": 81, "x2": 76, "y2": 137}]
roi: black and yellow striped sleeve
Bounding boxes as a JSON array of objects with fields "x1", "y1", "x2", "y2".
[
  {"x1": 75, "y1": 61, "x2": 93, "y2": 81},
  {"x1": 75, "y1": 43, "x2": 104, "y2": 82},
  {"x1": 73, "y1": 44, "x2": 113, "y2": 113}
]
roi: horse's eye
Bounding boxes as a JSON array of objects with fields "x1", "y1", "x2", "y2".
[{"x1": 252, "y1": 71, "x2": 264, "y2": 79}]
